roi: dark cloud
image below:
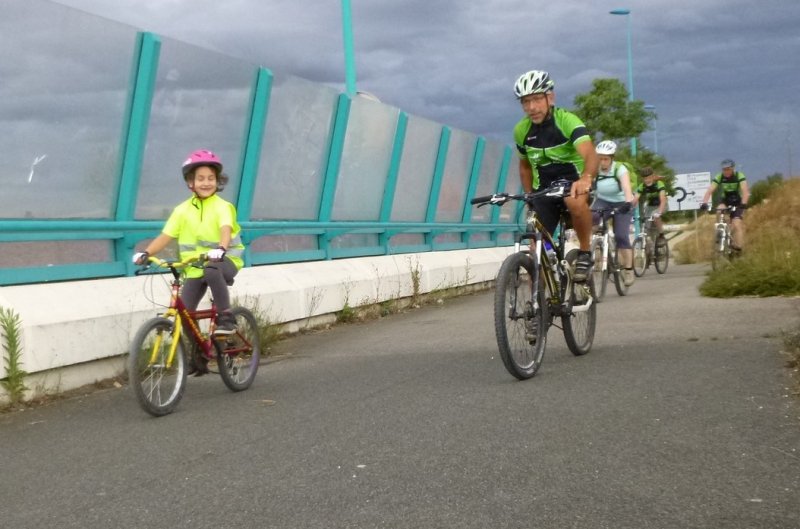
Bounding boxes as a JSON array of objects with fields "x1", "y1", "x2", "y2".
[{"x1": 39, "y1": 0, "x2": 800, "y2": 180}]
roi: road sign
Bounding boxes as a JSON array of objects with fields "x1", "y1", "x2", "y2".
[{"x1": 668, "y1": 172, "x2": 711, "y2": 211}]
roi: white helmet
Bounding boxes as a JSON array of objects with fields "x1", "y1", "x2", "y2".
[
  {"x1": 596, "y1": 140, "x2": 617, "y2": 156},
  {"x1": 514, "y1": 70, "x2": 555, "y2": 98}
]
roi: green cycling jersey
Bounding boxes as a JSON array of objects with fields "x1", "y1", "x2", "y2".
[
  {"x1": 712, "y1": 171, "x2": 747, "y2": 205},
  {"x1": 637, "y1": 180, "x2": 666, "y2": 207},
  {"x1": 513, "y1": 106, "x2": 591, "y2": 190}
]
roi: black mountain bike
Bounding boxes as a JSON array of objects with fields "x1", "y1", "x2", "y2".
[
  {"x1": 632, "y1": 214, "x2": 669, "y2": 276},
  {"x1": 471, "y1": 180, "x2": 597, "y2": 380}
]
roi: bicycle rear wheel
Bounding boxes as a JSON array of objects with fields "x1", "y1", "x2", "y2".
[
  {"x1": 217, "y1": 307, "x2": 261, "y2": 392},
  {"x1": 563, "y1": 250, "x2": 596, "y2": 356},
  {"x1": 494, "y1": 253, "x2": 549, "y2": 380},
  {"x1": 610, "y1": 239, "x2": 628, "y2": 297},
  {"x1": 632, "y1": 237, "x2": 647, "y2": 277},
  {"x1": 591, "y1": 238, "x2": 608, "y2": 302},
  {"x1": 128, "y1": 317, "x2": 187, "y2": 417},
  {"x1": 655, "y1": 235, "x2": 669, "y2": 274}
]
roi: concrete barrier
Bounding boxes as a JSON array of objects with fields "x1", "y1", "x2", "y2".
[{"x1": 0, "y1": 247, "x2": 515, "y2": 402}]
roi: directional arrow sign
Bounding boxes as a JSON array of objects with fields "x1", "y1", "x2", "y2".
[{"x1": 668, "y1": 172, "x2": 711, "y2": 211}]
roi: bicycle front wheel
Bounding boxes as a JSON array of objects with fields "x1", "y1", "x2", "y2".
[
  {"x1": 217, "y1": 307, "x2": 261, "y2": 392},
  {"x1": 610, "y1": 241, "x2": 628, "y2": 297},
  {"x1": 494, "y1": 253, "x2": 549, "y2": 380},
  {"x1": 632, "y1": 237, "x2": 647, "y2": 277},
  {"x1": 563, "y1": 250, "x2": 596, "y2": 356},
  {"x1": 655, "y1": 235, "x2": 669, "y2": 274},
  {"x1": 128, "y1": 317, "x2": 188, "y2": 417},
  {"x1": 591, "y1": 238, "x2": 608, "y2": 302}
]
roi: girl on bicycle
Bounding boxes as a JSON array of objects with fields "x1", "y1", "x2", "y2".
[
  {"x1": 591, "y1": 140, "x2": 636, "y2": 286},
  {"x1": 132, "y1": 149, "x2": 245, "y2": 335}
]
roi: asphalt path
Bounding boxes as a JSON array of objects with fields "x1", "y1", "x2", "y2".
[{"x1": 1, "y1": 263, "x2": 799, "y2": 529}]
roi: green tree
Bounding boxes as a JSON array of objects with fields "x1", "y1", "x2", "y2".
[
  {"x1": 748, "y1": 173, "x2": 783, "y2": 207},
  {"x1": 571, "y1": 78, "x2": 674, "y2": 192},
  {"x1": 572, "y1": 78, "x2": 654, "y2": 146}
]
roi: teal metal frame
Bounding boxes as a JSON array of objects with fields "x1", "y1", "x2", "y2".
[{"x1": 0, "y1": 28, "x2": 523, "y2": 287}]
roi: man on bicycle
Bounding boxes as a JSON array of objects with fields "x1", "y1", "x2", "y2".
[
  {"x1": 591, "y1": 140, "x2": 635, "y2": 286},
  {"x1": 636, "y1": 167, "x2": 667, "y2": 234},
  {"x1": 513, "y1": 70, "x2": 599, "y2": 282},
  {"x1": 700, "y1": 159, "x2": 750, "y2": 252}
]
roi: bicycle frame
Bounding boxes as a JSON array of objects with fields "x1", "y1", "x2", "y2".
[
  {"x1": 155, "y1": 277, "x2": 219, "y2": 369},
  {"x1": 714, "y1": 209, "x2": 732, "y2": 253},
  {"x1": 141, "y1": 255, "x2": 248, "y2": 370},
  {"x1": 593, "y1": 214, "x2": 615, "y2": 273},
  {"x1": 517, "y1": 208, "x2": 572, "y2": 315}
]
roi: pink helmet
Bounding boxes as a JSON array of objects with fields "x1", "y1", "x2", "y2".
[{"x1": 181, "y1": 149, "x2": 222, "y2": 178}]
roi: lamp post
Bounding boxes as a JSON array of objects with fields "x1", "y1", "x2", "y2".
[
  {"x1": 610, "y1": 8, "x2": 636, "y2": 156},
  {"x1": 644, "y1": 104, "x2": 658, "y2": 154},
  {"x1": 341, "y1": 0, "x2": 357, "y2": 96}
]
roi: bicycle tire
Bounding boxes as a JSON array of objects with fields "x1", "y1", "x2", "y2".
[
  {"x1": 610, "y1": 237, "x2": 628, "y2": 297},
  {"x1": 590, "y1": 238, "x2": 608, "y2": 302},
  {"x1": 632, "y1": 237, "x2": 647, "y2": 277},
  {"x1": 655, "y1": 235, "x2": 669, "y2": 274},
  {"x1": 128, "y1": 317, "x2": 188, "y2": 417},
  {"x1": 562, "y1": 249, "x2": 596, "y2": 356},
  {"x1": 711, "y1": 229, "x2": 728, "y2": 271},
  {"x1": 493, "y1": 252, "x2": 548, "y2": 380},
  {"x1": 217, "y1": 307, "x2": 261, "y2": 392}
]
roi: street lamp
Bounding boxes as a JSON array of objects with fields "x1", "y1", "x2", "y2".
[
  {"x1": 610, "y1": 8, "x2": 636, "y2": 156},
  {"x1": 341, "y1": 0, "x2": 357, "y2": 96},
  {"x1": 644, "y1": 104, "x2": 658, "y2": 154}
]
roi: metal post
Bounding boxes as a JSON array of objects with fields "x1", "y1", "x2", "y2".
[
  {"x1": 341, "y1": 0, "x2": 357, "y2": 96},
  {"x1": 610, "y1": 9, "x2": 635, "y2": 156},
  {"x1": 644, "y1": 104, "x2": 658, "y2": 154}
]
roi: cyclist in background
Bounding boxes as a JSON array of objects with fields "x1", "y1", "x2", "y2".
[
  {"x1": 636, "y1": 167, "x2": 667, "y2": 234},
  {"x1": 513, "y1": 70, "x2": 599, "y2": 282},
  {"x1": 591, "y1": 140, "x2": 635, "y2": 286},
  {"x1": 701, "y1": 159, "x2": 750, "y2": 252},
  {"x1": 132, "y1": 149, "x2": 245, "y2": 335}
]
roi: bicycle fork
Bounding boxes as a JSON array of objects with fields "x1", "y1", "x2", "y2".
[{"x1": 148, "y1": 309, "x2": 183, "y2": 369}]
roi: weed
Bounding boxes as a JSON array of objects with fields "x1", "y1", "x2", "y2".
[
  {"x1": 337, "y1": 301, "x2": 357, "y2": 323},
  {"x1": 407, "y1": 256, "x2": 422, "y2": 307},
  {"x1": 0, "y1": 306, "x2": 27, "y2": 405},
  {"x1": 233, "y1": 295, "x2": 282, "y2": 354}
]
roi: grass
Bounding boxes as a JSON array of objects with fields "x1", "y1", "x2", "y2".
[
  {"x1": 672, "y1": 179, "x2": 800, "y2": 393},
  {"x1": 673, "y1": 178, "x2": 800, "y2": 298},
  {"x1": 0, "y1": 306, "x2": 27, "y2": 406}
]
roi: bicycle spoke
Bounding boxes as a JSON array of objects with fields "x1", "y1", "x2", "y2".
[
  {"x1": 217, "y1": 307, "x2": 261, "y2": 391},
  {"x1": 128, "y1": 318, "x2": 187, "y2": 416},
  {"x1": 494, "y1": 253, "x2": 547, "y2": 379}
]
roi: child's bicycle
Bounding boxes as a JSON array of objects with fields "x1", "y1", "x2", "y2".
[
  {"x1": 129, "y1": 255, "x2": 261, "y2": 416},
  {"x1": 471, "y1": 180, "x2": 597, "y2": 380}
]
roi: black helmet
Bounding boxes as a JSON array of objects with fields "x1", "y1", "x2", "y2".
[{"x1": 720, "y1": 159, "x2": 735, "y2": 169}]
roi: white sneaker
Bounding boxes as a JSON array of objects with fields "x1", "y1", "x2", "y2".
[{"x1": 623, "y1": 269, "x2": 635, "y2": 286}]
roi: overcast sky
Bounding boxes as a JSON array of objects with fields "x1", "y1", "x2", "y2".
[{"x1": 55, "y1": 0, "x2": 800, "y2": 182}]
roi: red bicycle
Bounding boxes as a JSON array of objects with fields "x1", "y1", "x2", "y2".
[{"x1": 128, "y1": 255, "x2": 261, "y2": 416}]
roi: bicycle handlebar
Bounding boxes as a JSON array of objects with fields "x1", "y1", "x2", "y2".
[
  {"x1": 470, "y1": 180, "x2": 573, "y2": 207},
  {"x1": 135, "y1": 254, "x2": 209, "y2": 276},
  {"x1": 700, "y1": 203, "x2": 746, "y2": 213}
]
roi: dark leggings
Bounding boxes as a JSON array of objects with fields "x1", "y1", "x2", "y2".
[{"x1": 180, "y1": 258, "x2": 238, "y2": 312}]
